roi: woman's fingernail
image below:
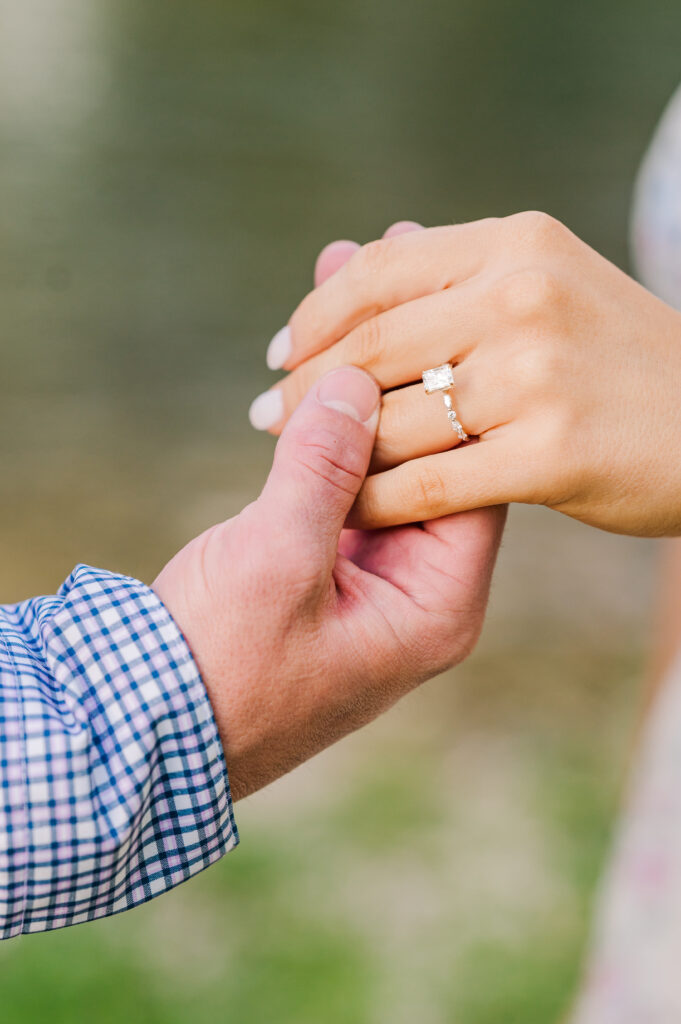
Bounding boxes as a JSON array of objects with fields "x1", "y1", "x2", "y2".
[
  {"x1": 266, "y1": 325, "x2": 292, "y2": 370},
  {"x1": 317, "y1": 367, "x2": 380, "y2": 424},
  {"x1": 382, "y1": 220, "x2": 424, "y2": 238},
  {"x1": 248, "y1": 389, "x2": 284, "y2": 430}
]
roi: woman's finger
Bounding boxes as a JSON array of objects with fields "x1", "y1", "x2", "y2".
[
  {"x1": 314, "y1": 224, "x2": 422, "y2": 293},
  {"x1": 349, "y1": 436, "x2": 529, "y2": 529},
  {"x1": 369, "y1": 383, "x2": 468, "y2": 473},
  {"x1": 269, "y1": 225, "x2": 424, "y2": 370},
  {"x1": 314, "y1": 240, "x2": 361, "y2": 288},
  {"x1": 382, "y1": 220, "x2": 424, "y2": 238},
  {"x1": 369, "y1": 359, "x2": 506, "y2": 472},
  {"x1": 369, "y1": 345, "x2": 518, "y2": 472},
  {"x1": 314, "y1": 224, "x2": 424, "y2": 290},
  {"x1": 283, "y1": 218, "x2": 499, "y2": 369},
  {"x1": 251, "y1": 277, "x2": 490, "y2": 432},
  {"x1": 268, "y1": 240, "x2": 360, "y2": 369}
]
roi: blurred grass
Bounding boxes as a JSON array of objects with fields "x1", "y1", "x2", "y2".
[{"x1": 0, "y1": 0, "x2": 676, "y2": 1020}]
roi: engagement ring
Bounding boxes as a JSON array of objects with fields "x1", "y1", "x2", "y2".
[{"x1": 422, "y1": 363, "x2": 468, "y2": 441}]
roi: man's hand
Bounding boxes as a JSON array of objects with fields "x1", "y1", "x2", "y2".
[
  {"x1": 153, "y1": 364, "x2": 505, "y2": 800},
  {"x1": 154, "y1": 222, "x2": 505, "y2": 800}
]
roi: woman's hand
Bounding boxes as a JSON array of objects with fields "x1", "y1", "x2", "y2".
[{"x1": 252, "y1": 213, "x2": 681, "y2": 537}]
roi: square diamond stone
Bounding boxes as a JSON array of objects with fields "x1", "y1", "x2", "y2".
[{"x1": 422, "y1": 363, "x2": 454, "y2": 393}]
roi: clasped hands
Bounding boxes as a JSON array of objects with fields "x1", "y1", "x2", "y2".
[
  {"x1": 258, "y1": 213, "x2": 681, "y2": 537},
  {"x1": 154, "y1": 214, "x2": 681, "y2": 801}
]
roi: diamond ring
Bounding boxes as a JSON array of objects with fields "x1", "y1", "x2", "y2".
[{"x1": 422, "y1": 363, "x2": 469, "y2": 442}]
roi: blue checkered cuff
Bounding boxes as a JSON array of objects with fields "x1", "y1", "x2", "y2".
[{"x1": 0, "y1": 564, "x2": 238, "y2": 937}]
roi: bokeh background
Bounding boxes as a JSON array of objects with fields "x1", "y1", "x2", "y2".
[{"x1": 0, "y1": 1, "x2": 677, "y2": 1020}]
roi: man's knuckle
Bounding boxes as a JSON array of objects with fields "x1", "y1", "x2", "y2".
[
  {"x1": 449, "y1": 612, "x2": 484, "y2": 661},
  {"x1": 423, "y1": 610, "x2": 483, "y2": 672}
]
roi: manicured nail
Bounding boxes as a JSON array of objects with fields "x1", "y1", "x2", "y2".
[
  {"x1": 266, "y1": 325, "x2": 292, "y2": 370},
  {"x1": 382, "y1": 220, "x2": 424, "y2": 238},
  {"x1": 317, "y1": 367, "x2": 380, "y2": 425},
  {"x1": 248, "y1": 389, "x2": 284, "y2": 430}
]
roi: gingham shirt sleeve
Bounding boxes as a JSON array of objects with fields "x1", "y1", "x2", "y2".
[{"x1": 0, "y1": 564, "x2": 238, "y2": 937}]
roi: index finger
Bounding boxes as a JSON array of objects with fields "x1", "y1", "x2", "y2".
[{"x1": 286, "y1": 218, "x2": 500, "y2": 370}]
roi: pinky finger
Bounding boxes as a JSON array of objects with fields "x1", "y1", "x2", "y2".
[
  {"x1": 383, "y1": 220, "x2": 424, "y2": 238},
  {"x1": 314, "y1": 240, "x2": 361, "y2": 288},
  {"x1": 349, "y1": 437, "x2": 528, "y2": 529},
  {"x1": 315, "y1": 224, "x2": 422, "y2": 286}
]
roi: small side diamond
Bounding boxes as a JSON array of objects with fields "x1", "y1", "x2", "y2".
[{"x1": 422, "y1": 363, "x2": 454, "y2": 393}]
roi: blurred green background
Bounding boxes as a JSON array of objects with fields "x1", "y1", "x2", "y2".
[{"x1": 0, "y1": 0, "x2": 676, "y2": 1020}]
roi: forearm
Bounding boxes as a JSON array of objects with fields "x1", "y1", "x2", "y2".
[{"x1": 0, "y1": 565, "x2": 238, "y2": 937}]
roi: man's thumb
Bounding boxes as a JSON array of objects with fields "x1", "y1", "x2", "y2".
[{"x1": 260, "y1": 367, "x2": 380, "y2": 567}]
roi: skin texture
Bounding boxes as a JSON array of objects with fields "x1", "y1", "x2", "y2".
[
  {"x1": 152, "y1": 230, "x2": 505, "y2": 800},
  {"x1": 261, "y1": 212, "x2": 681, "y2": 537}
]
